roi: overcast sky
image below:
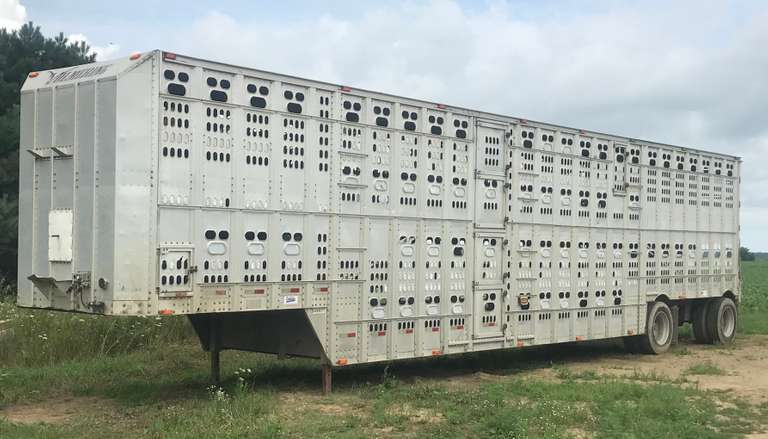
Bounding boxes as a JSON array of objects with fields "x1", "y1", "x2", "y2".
[{"x1": 3, "y1": 0, "x2": 767, "y2": 250}]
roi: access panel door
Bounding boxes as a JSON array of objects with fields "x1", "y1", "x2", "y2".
[
  {"x1": 473, "y1": 233, "x2": 505, "y2": 338},
  {"x1": 473, "y1": 286, "x2": 503, "y2": 338},
  {"x1": 476, "y1": 122, "x2": 506, "y2": 176}
]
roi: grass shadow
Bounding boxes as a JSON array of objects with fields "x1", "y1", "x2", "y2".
[{"x1": 227, "y1": 337, "x2": 633, "y2": 394}]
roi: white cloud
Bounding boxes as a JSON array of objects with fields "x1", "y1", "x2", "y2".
[
  {"x1": 68, "y1": 33, "x2": 120, "y2": 60},
  {"x1": 0, "y1": 0, "x2": 26, "y2": 30},
  {"x1": 164, "y1": 1, "x2": 768, "y2": 249}
]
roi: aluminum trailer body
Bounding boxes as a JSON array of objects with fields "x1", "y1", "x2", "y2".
[{"x1": 18, "y1": 51, "x2": 741, "y2": 377}]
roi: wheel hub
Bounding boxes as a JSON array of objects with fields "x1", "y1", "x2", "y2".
[
  {"x1": 721, "y1": 306, "x2": 736, "y2": 338},
  {"x1": 652, "y1": 311, "x2": 671, "y2": 346}
]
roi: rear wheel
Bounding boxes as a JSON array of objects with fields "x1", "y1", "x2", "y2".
[
  {"x1": 638, "y1": 301, "x2": 674, "y2": 354},
  {"x1": 692, "y1": 300, "x2": 713, "y2": 344},
  {"x1": 706, "y1": 297, "x2": 737, "y2": 344}
]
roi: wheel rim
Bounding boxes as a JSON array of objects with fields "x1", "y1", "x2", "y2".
[
  {"x1": 652, "y1": 310, "x2": 671, "y2": 346},
  {"x1": 721, "y1": 306, "x2": 736, "y2": 338}
]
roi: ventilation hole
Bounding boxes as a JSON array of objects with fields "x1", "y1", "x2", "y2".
[
  {"x1": 167, "y1": 84, "x2": 186, "y2": 96},
  {"x1": 250, "y1": 97, "x2": 267, "y2": 108},
  {"x1": 287, "y1": 102, "x2": 302, "y2": 114},
  {"x1": 210, "y1": 90, "x2": 228, "y2": 102}
]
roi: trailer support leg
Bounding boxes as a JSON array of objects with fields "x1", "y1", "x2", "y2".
[
  {"x1": 210, "y1": 315, "x2": 221, "y2": 386},
  {"x1": 322, "y1": 363, "x2": 332, "y2": 394}
]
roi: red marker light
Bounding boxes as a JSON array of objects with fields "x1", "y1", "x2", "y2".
[
  {"x1": 129, "y1": 52, "x2": 141, "y2": 60},
  {"x1": 163, "y1": 52, "x2": 177, "y2": 61},
  {"x1": 340, "y1": 86, "x2": 352, "y2": 92},
  {"x1": 28, "y1": 72, "x2": 39, "y2": 78}
]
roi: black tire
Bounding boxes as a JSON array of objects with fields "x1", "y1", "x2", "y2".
[
  {"x1": 638, "y1": 301, "x2": 674, "y2": 354},
  {"x1": 692, "y1": 300, "x2": 713, "y2": 344},
  {"x1": 706, "y1": 297, "x2": 737, "y2": 344}
]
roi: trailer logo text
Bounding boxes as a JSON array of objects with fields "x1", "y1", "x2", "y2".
[{"x1": 46, "y1": 65, "x2": 110, "y2": 85}]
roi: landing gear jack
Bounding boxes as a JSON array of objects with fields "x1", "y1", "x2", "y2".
[
  {"x1": 210, "y1": 315, "x2": 221, "y2": 386},
  {"x1": 322, "y1": 362, "x2": 332, "y2": 394}
]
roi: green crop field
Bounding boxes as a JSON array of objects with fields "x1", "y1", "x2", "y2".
[
  {"x1": 739, "y1": 261, "x2": 768, "y2": 334},
  {"x1": 1, "y1": 261, "x2": 767, "y2": 438}
]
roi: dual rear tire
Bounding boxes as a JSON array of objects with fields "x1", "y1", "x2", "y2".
[
  {"x1": 693, "y1": 297, "x2": 737, "y2": 344},
  {"x1": 625, "y1": 297, "x2": 737, "y2": 355}
]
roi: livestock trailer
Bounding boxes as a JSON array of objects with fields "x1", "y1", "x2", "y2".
[{"x1": 18, "y1": 51, "x2": 740, "y2": 391}]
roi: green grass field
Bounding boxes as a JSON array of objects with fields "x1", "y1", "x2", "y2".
[
  {"x1": 1, "y1": 261, "x2": 767, "y2": 438},
  {"x1": 738, "y1": 261, "x2": 768, "y2": 335}
]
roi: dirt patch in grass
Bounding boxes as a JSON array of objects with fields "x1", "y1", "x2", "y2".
[
  {"x1": 442, "y1": 370, "x2": 509, "y2": 390},
  {"x1": 279, "y1": 391, "x2": 370, "y2": 418},
  {"x1": 386, "y1": 403, "x2": 444, "y2": 424},
  {"x1": 377, "y1": 335, "x2": 768, "y2": 409},
  {"x1": 566, "y1": 427, "x2": 595, "y2": 439},
  {"x1": 0, "y1": 396, "x2": 114, "y2": 425},
  {"x1": 560, "y1": 335, "x2": 768, "y2": 405}
]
